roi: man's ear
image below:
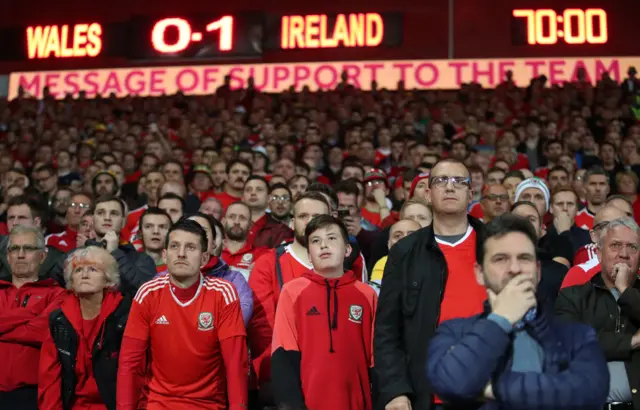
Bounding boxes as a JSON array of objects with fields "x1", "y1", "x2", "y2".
[
  {"x1": 474, "y1": 262, "x2": 485, "y2": 286},
  {"x1": 345, "y1": 243, "x2": 353, "y2": 258},
  {"x1": 200, "y1": 251, "x2": 210, "y2": 268},
  {"x1": 34, "y1": 217, "x2": 41, "y2": 229}
]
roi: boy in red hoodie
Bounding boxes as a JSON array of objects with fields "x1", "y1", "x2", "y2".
[{"x1": 271, "y1": 215, "x2": 377, "y2": 410}]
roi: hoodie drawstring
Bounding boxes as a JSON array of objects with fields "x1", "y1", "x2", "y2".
[{"x1": 325, "y1": 279, "x2": 339, "y2": 353}]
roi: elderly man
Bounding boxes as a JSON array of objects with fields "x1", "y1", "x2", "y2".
[
  {"x1": 556, "y1": 217, "x2": 640, "y2": 409},
  {"x1": 0, "y1": 196, "x2": 65, "y2": 284},
  {"x1": 428, "y1": 215, "x2": 608, "y2": 410},
  {"x1": 0, "y1": 225, "x2": 66, "y2": 410}
]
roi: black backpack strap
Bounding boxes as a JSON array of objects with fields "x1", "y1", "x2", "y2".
[{"x1": 275, "y1": 244, "x2": 288, "y2": 290}]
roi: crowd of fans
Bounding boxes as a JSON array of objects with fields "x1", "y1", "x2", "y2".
[{"x1": 0, "y1": 66, "x2": 639, "y2": 410}]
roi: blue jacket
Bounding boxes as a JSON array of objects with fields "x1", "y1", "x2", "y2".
[
  {"x1": 426, "y1": 306, "x2": 609, "y2": 410},
  {"x1": 205, "y1": 259, "x2": 254, "y2": 327}
]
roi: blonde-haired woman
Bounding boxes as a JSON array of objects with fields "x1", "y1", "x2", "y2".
[{"x1": 38, "y1": 246, "x2": 132, "y2": 410}]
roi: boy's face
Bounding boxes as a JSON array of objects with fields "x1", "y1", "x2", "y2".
[{"x1": 307, "y1": 224, "x2": 351, "y2": 273}]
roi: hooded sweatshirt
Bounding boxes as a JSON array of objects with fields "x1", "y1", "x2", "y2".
[{"x1": 271, "y1": 270, "x2": 377, "y2": 410}]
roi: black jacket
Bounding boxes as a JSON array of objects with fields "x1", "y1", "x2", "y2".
[
  {"x1": 374, "y1": 216, "x2": 484, "y2": 410},
  {"x1": 555, "y1": 274, "x2": 640, "y2": 409},
  {"x1": 0, "y1": 235, "x2": 65, "y2": 285},
  {"x1": 85, "y1": 240, "x2": 155, "y2": 296},
  {"x1": 537, "y1": 250, "x2": 569, "y2": 312},
  {"x1": 545, "y1": 224, "x2": 591, "y2": 258},
  {"x1": 48, "y1": 296, "x2": 132, "y2": 410}
]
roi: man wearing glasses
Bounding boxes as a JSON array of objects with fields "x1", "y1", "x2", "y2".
[
  {"x1": 0, "y1": 225, "x2": 66, "y2": 410},
  {"x1": 556, "y1": 216, "x2": 640, "y2": 410},
  {"x1": 375, "y1": 158, "x2": 486, "y2": 410},
  {"x1": 480, "y1": 184, "x2": 510, "y2": 223},
  {"x1": 361, "y1": 168, "x2": 391, "y2": 228},
  {"x1": 267, "y1": 184, "x2": 293, "y2": 227},
  {"x1": 45, "y1": 193, "x2": 92, "y2": 253},
  {"x1": 0, "y1": 196, "x2": 65, "y2": 284}
]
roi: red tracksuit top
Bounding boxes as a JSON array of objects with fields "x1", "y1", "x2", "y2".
[{"x1": 271, "y1": 270, "x2": 377, "y2": 410}]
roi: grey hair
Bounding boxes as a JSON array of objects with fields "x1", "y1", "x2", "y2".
[
  {"x1": 8, "y1": 225, "x2": 45, "y2": 250},
  {"x1": 597, "y1": 216, "x2": 640, "y2": 249},
  {"x1": 63, "y1": 246, "x2": 120, "y2": 291}
]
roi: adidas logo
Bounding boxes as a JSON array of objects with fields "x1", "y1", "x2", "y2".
[
  {"x1": 306, "y1": 306, "x2": 320, "y2": 316},
  {"x1": 155, "y1": 315, "x2": 170, "y2": 325}
]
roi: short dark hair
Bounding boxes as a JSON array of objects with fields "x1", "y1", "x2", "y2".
[
  {"x1": 293, "y1": 191, "x2": 331, "y2": 215},
  {"x1": 304, "y1": 214, "x2": 349, "y2": 248},
  {"x1": 7, "y1": 195, "x2": 45, "y2": 222},
  {"x1": 244, "y1": 175, "x2": 269, "y2": 189},
  {"x1": 158, "y1": 193, "x2": 185, "y2": 211},
  {"x1": 548, "y1": 165, "x2": 569, "y2": 176},
  {"x1": 295, "y1": 161, "x2": 311, "y2": 174},
  {"x1": 269, "y1": 183, "x2": 292, "y2": 197},
  {"x1": 306, "y1": 182, "x2": 339, "y2": 210},
  {"x1": 166, "y1": 218, "x2": 208, "y2": 251},
  {"x1": 487, "y1": 167, "x2": 506, "y2": 176},
  {"x1": 226, "y1": 159, "x2": 253, "y2": 175},
  {"x1": 511, "y1": 200, "x2": 541, "y2": 217},
  {"x1": 585, "y1": 166, "x2": 608, "y2": 183},
  {"x1": 339, "y1": 163, "x2": 365, "y2": 180},
  {"x1": 477, "y1": 214, "x2": 538, "y2": 264},
  {"x1": 34, "y1": 163, "x2": 56, "y2": 175},
  {"x1": 92, "y1": 171, "x2": 119, "y2": 194},
  {"x1": 139, "y1": 207, "x2": 172, "y2": 233},
  {"x1": 94, "y1": 195, "x2": 125, "y2": 216},
  {"x1": 334, "y1": 179, "x2": 359, "y2": 197},
  {"x1": 188, "y1": 212, "x2": 219, "y2": 244},
  {"x1": 605, "y1": 194, "x2": 633, "y2": 209},
  {"x1": 504, "y1": 170, "x2": 525, "y2": 180},
  {"x1": 162, "y1": 160, "x2": 184, "y2": 171},
  {"x1": 226, "y1": 201, "x2": 251, "y2": 216}
]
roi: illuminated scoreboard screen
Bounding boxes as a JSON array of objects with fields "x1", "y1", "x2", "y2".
[{"x1": 0, "y1": 12, "x2": 403, "y2": 61}]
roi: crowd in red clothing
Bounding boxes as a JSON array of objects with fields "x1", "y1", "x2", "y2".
[{"x1": 0, "y1": 65, "x2": 639, "y2": 410}]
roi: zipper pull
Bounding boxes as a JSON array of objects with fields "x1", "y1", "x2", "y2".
[{"x1": 21, "y1": 294, "x2": 31, "y2": 307}]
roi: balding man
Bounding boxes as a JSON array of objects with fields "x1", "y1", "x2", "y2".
[
  {"x1": 561, "y1": 205, "x2": 630, "y2": 289},
  {"x1": 370, "y1": 219, "x2": 421, "y2": 288},
  {"x1": 480, "y1": 184, "x2": 509, "y2": 223},
  {"x1": 375, "y1": 158, "x2": 485, "y2": 410}
]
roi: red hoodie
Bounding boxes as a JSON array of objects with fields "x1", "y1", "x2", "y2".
[
  {"x1": 0, "y1": 278, "x2": 66, "y2": 392},
  {"x1": 38, "y1": 290, "x2": 124, "y2": 410},
  {"x1": 271, "y1": 270, "x2": 377, "y2": 410}
]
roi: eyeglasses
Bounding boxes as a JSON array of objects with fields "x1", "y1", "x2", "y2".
[
  {"x1": 429, "y1": 176, "x2": 471, "y2": 189},
  {"x1": 8, "y1": 245, "x2": 43, "y2": 254},
  {"x1": 608, "y1": 241, "x2": 639, "y2": 254},
  {"x1": 69, "y1": 202, "x2": 91, "y2": 209},
  {"x1": 270, "y1": 195, "x2": 291, "y2": 202},
  {"x1": 484, "y1": 194, "x2": 509, "y2": 202},
  {"x1": 366, "y1": 180, "x2": 385, "y2": 187}
]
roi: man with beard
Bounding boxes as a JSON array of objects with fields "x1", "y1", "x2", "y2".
[
  {"x1": 427, "y1": 215, "x2": 608, "y2": 409},
  {"x1": 215, "y1": 159, "x2": 252, "y2": 212},
  {"x1": 139, "y1": 207, "x2": 172, "y2": 274},
  {"x1": 575, "y1": 167, "x2": 610, "y2": 230},
  {"x1": 92, "y1": 170, "x2": 119, "y2": 197},
  {"x1": 86, "y1": 195, "x2": 155, "y2": 295},
  {"x1": 244, "y1": 176, "x2": 293, "y2": 248},
  {"x1": 268, "y1": 184, "x2": 293, "y2": 227},
  {"x1": 222, "y1": 202, "x2": 269, "y2": 281},
  {"x1": 48, "y1": 188, "x2": 72, "y2": 234},
  {"x1": 480, "y1": 184, "x2": 509, "y2": 223},
  {"x1": 46, "y1": 193, "x2": 92, "y2": 253}
]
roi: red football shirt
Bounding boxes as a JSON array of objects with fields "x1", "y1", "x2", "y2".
[
  {"x1": 121, "y1": 205, "x2": 148, "y2": 243},
  {"x1": 222, "y1": 242, "x2": 269, "y2": 281},
  {"x1": 575, "y1": 207, "x2": 595, "y2": 230},
  {"x1": 123, "y1": 275, "x2": 246, "y2": 409},
  {"x1": 214, "y1": 191, "x2": 241, "y2": 213}
]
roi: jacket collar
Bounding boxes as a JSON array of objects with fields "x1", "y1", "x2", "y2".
[
  {"x1": 481, "y1": 298, "x2": 553, "y2": 340},
  {"x1": 0, "y1": 277, "x2": 59, "y2": 288},
  {"x1": 302, "y1": 269, "x2": 357, "y2": 287},
  {"x1": 205, "y1": 258, "x2": 230, "y2": 277},
  {"x1": 424, "y1": 215, "x2": 484, "y2": 250}
]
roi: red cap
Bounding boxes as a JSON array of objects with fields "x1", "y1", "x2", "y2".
[{"x1": 409, "y1": 172, "x2": 430, "y2": 198}]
